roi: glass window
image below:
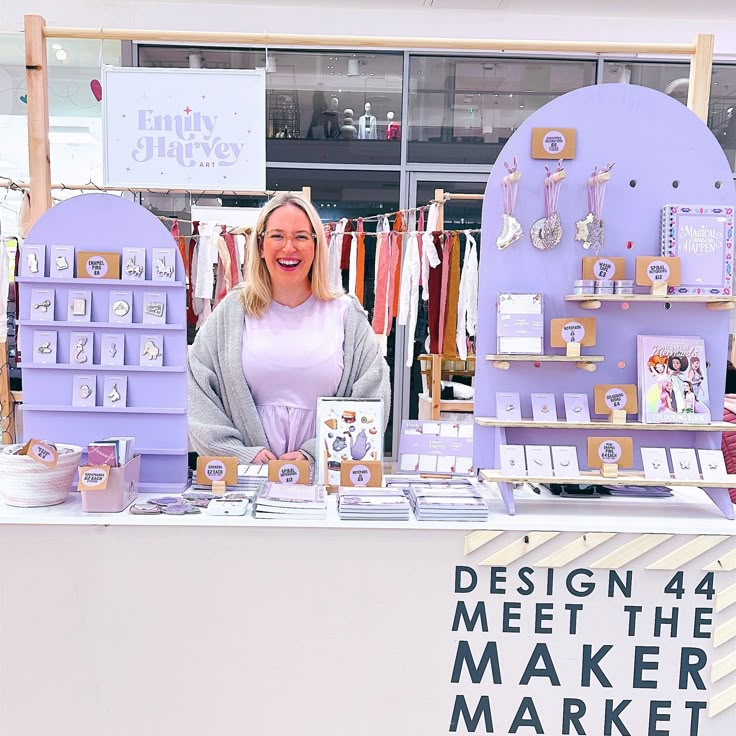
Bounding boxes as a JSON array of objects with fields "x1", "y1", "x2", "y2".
[
  {"x1": 408, "y1": 56, "x2": 596, "y2": 165},
  {"x1": 603, "y1": 60, "x2": 736, "y2": 172},
  {"x1": 138, "y1": 46, "x2": 403, "y2": 165}
]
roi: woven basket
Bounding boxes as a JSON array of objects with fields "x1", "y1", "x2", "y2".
[{"x1": 0, "y1": 443, "x2": 83, "y2": 507}]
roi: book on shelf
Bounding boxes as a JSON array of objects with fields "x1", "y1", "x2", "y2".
[
  {"x1": 637, "y1": 335, "x2": 711, "y2": 425},
  {"x1": 660, "y1": 204, "x2": 734, "y2": 295}
]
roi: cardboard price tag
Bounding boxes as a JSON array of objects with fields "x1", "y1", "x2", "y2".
[
  {"x1": 586, "y1": 437, "x2": 634, "y2": 469},
  {"x1": 593, "y1": 384, "x2": 639, "y2": 416},
  {"x1": 531, "y1": 127, "x2": 576, "y2": 160},
  {"x1": 635, "y1": 256, "x2": 681, "y2": 287},
  {"x1": 550, "y1": 317, "x2": 597, "y2": 347},
  {"x1": 21, "y1": 439, "x2": 59, "y2": 468},
  {"x1": 78, "y1": 465, "x2": 111, "y2": 491},
  {"x1": 340, "y1": 461, "x2": 383, "y2": 487},
  {"x1": 268, "y1": 459, "x2": 311, "y2": 484},
  {"x1": 196, "y1": 456, "x2": 238, "y2": 486},
  {"x1": 582, "y1": 257, "x2": 625, "y2": 281},
  {"x1": 76, "y1": 251, "x2": 121, "y2": 280}
]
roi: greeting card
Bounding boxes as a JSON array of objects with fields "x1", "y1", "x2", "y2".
[
  {"x1": 640, "y1": 448, "x2": 671, "y2": 481},
  {"x1": 496, "y1": 392, "x2": 522, "y2": 421},
  {"x1": 152, "y1": 247, "x2": 177, "y2": 281},
  {"x1": 531, "y1": 393, "x2": 557, "y2": 422},
  {"x1": 109, "y1": 290, "x2": 133, "y2": 324},
  {"x1": 67, "y1": 289, "x2": 92, "y2": 322},
  {"x1": 563, "y1": 393, "x2": 591, "y2": 423},
  {"x1": 50, "y1": 245, "x2": 74, "y2": 278},
  {"x1": 100, "y1": 333, "x2": 125, "y2": 367},
  {"x1": 698, "y1": 449, "x2": 728, "y2": 482},
  {"x1": 499, "y1": 445, "x2": 526, "y2": 476},
  {"x1": 661, "y1": 205, "x2": 734, "y2": 295},
  {"x1": 30, "y1": 288, "x2": 55, "y2": 322},
  {"x1": 103, "y1": 375, "x2": 128, "y2": 408},
  {"x1": 21, "y1": 244, "x2": 46, "y2": 278},
  {"x1": 525, "y1": 445, "x2": 553, "y2": 476},
  {"x1": 72, "y1": 374, "x2": 96, "y2": 408},
  {"x1": 670, "y1": 448, "x2": 700, "y2": 481},
  {"x1": 122, "y1": 247, "x2": 147, "y2": 281},
  {"x1": 552, "y1": 446, "x2": 580, "y2": 477}
]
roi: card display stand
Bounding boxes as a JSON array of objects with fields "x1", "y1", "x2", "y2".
[
  {"x1": 18, "y1": 194, "x2": 188, "y2": 492},
  {"x1": 473, "y1": 84, "x2": 736, "y2": 519}
]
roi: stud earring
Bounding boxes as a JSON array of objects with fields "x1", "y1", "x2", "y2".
[
  {"x1": 708, "y1": 462, "x2": 718, "y2": 470},
  {"x1": 540, "y1": 405, "x2": 550, "y2": 413},
  {"x1": 679, "y1": 461, "x2": 690, "y2": 470},
  {"x1": 652, "y1": 461, "x2": 661, "y2": 469},
  {"x1": 572, "y1": 405, "x2": 582, "y2": 413},
  {"x1": 505, "y1": 403, "x2": 515, "y2": 411},
  {"x1": 559, "y1": 459, "x2": 570, "y2": 467}
]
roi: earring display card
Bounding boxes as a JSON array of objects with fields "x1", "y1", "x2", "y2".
[
  {"x1": 563, "y1": 393, "x2": 591, "y2": 423},
  {"x1": 73, "y1": 374, "x2": 97, "y2": 408},
  {"x1": 109, "y1": 290, "x2": 133, "y2": 324},
  {"x1": 33, "y1": 330, "x2": 57, "y2": 364},
  {"x1": 142, "y1": 292, "x2": 167, "y2": 324},
  {"x1": 103, "y1": 375, "x2": 128, "y2": 408},
  {"x1": 499, "y1": 445, "x2": 527, "y2": 476},
  {"x1": 100, "y1": 333, "x2": 125, "y2": 366},
  {"x1": 50, "y1": 245, "x2": 75, "y2": 278},
  {"x1": 552, "y1": 446, "x2": 580, "y2": 477},
  {"x1": 671, "y1": 448, "x2": 700, "y2": 481},
  {"x1": 22, "y1": 244, "x2": 46, "y2": 277},
  {"x1": 30, "y1": 288, "x2": 55, "y2": 322},
  {"x1": 525, "y1": 445, "x2": 553, "y2": 476},
  {"x1": 698, "y1": 449, "x2": 728, "y2": 482},
  {"x1": 531, "y1": 393, "x2": 558, "y2": 422},
  {"x1": 140, "y1": 333, "x2": 164, "y2": 367},
  {"x1": 67, "y1": 289, "x2": 92, "y2": 322},
  {"x1": 496, "y1": 392, "x2": 522, "y2": 421},
  {"x1": 152, "y1": 247, "x2": 176, "y2": 281},
  {"x1": 70, "y1": 331, "x2": 94, "y2": 366},
  {"x1": 122, "y1": 247, "x2": 146, "y2": 281},
  {"x1": 641, "y1": 448, "x2": 672, "y2": 481}
]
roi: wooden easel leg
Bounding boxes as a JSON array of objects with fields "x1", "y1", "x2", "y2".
[
  {"x1": 702, "y1": 487, "x2": 735, "y2": 520},
  {"x1": 431, "y1": 353, "x2": 441, "y2": 420}
]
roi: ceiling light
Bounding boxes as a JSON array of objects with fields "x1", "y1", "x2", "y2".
[
  {"x1": 509, "y1": 93, "x2": 513, "y2": 98},
  {"x1": 519, "y1": 105, "x2": 525, "y2": 109},
  {"x1": 55, "y1": 49, "x2": 68, "y2": 62},
  {"x1": 51, "y1": 43, "x2": 62, "y2": 50}
]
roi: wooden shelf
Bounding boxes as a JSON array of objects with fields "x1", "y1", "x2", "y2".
[
  {"x1": 565, "y1": 293, "x2": 736, "y2": 311},
  {"x1": 475, "y1": 417, "x2": 733, "y2": 432},
  {"x1": 22, "y1": 364, "x2": 185, "y2": 373},
  {"x1": 16, "y1": 277, "x2": 185, "y2": 288},
  {"x1": 19, "y1": 320, "x2": 186, "y2": 331},
  {"x1": 486, "y1": 354, "x2": 603, "y2": 372},
  {"x1": 480, "y1": 468, "x2": 736, "y2": 489}
]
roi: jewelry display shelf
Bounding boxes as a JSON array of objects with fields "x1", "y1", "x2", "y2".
[
  {"x1": 485, "y1": 354, "x2": 604, "y2": 372},
  {"x1": 19, "y1": 320, "x2": 186, "y2": 331},
  {"x1": 565, "y1": 293, "x2": 736, "y2": 311},
  {"x1": 475, "y1": 417, "x2": 734, "y2": 432},
  {"x1": 19, "y1": 193, "x2": 189, "y2": 492}
]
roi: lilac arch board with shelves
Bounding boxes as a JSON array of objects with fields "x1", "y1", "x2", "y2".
[
  {"x1": 474, "y1": 84, "x2": 735, "y2": 518},
  {"x1": 19, "y1": 193, "x2": 187, "y2": 492}
]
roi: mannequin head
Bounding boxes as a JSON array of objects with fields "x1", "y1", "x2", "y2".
[
  {"x1": 364, "y1": 102, "x2": 371, "y2": 116},
  {"x1": 330, "y1": 97, "x2": 339, "y2": 111},
  {"x1": 387, "y1": 111, "x2": 394, "y2": 121},
  {"x1": 343, "y1": 108, "x2": 354, "y2": 121}
]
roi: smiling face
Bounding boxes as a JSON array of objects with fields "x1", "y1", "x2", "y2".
[{"x1": 260, "y1": 204, "x2": 316, "y2": 295}]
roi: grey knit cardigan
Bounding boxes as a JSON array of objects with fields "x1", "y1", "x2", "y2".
[{"x1": 187, "y1": 290, "x2": 392, "y2": 463}]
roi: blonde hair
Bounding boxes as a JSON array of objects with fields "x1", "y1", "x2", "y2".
[{"x1": 240, "y1": 192, "x2": 341, "y2": 317}]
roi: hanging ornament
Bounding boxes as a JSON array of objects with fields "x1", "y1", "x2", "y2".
[
  {"x1": 90, "y1": 79, "x2": 102, "y2": 102},
  {"x1": 530, "y1": 161, "x2": 565, "y2": 251},
  {"x1": 575, "y1": 163, "x2": 614, "y2": 256},
  {"x1": 496, "y1": 157, "x2": 523, "y2": 250}
]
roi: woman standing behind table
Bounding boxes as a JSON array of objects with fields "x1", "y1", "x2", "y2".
[{"x1": 188, "y1": 193, "x2": 391, "y2": 464}]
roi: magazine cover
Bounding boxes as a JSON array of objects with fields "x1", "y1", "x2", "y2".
[
  {"x1": 638, "y1": 335, "x2": 711, "y2": 425},
  {"x1": 661, "y1": 204, "x2": 734, "y2": 295},
  {"x1": 316, "y1": 398, "x2": 384, "y2": 486}
]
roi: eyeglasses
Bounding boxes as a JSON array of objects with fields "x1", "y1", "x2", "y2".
[{"x1": 263, "y1": 230, "x2": 315, "y2": 246}]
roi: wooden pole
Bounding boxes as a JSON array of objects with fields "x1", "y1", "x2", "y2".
[
  {"x1": 24, "y1": 15, "x2": 51, "y2": 226},
  {"x1": 0, "y1": 342, "x2": 14, "y2": 443},
  {"x1": 687, "y1": 33, "x2": 715, "y2": 123},
  {"x1": 301, "y1": 186, "x2": 312, "y2": 203},
  {"x1": 41, "y1": 25, "x2": 696, "y2": 56}
]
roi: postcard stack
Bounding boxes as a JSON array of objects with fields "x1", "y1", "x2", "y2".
[
  {"x1": 337, "y1": 487, "x2": 411, "y2": 521},
  {"x1": 406, "y1": 483, "x2": 489, "y2": 522},
  {"x1": 253, "y1": 483, "x2": 328, "y2": 520}
]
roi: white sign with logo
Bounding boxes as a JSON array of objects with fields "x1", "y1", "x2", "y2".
[{"x1": 103, "y1": 67, "x2": 266, "y2": 190}]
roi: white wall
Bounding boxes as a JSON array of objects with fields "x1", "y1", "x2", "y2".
[{"x1": 2, "y1": 0, "x2": 736, "y2": 56}]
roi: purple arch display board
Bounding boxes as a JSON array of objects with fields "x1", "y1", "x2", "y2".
[
  {"x1": 18, "y1": 193, "x2": 188, "y2": 492},
  {"x1": 474, "y1": 84, "x2": 736, "y2": 518}
]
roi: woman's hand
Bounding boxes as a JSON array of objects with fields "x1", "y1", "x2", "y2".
[
  {"x1": 253, "y1": 449, "x2": 277, "y2": 464},
  {"x1": 279, "y1": 451, "x2": 307, "y2": 462}
]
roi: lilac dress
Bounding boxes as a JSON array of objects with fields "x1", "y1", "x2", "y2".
[{"x1": 241, "y1": 295, "x2": 349, "y2": 456}]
